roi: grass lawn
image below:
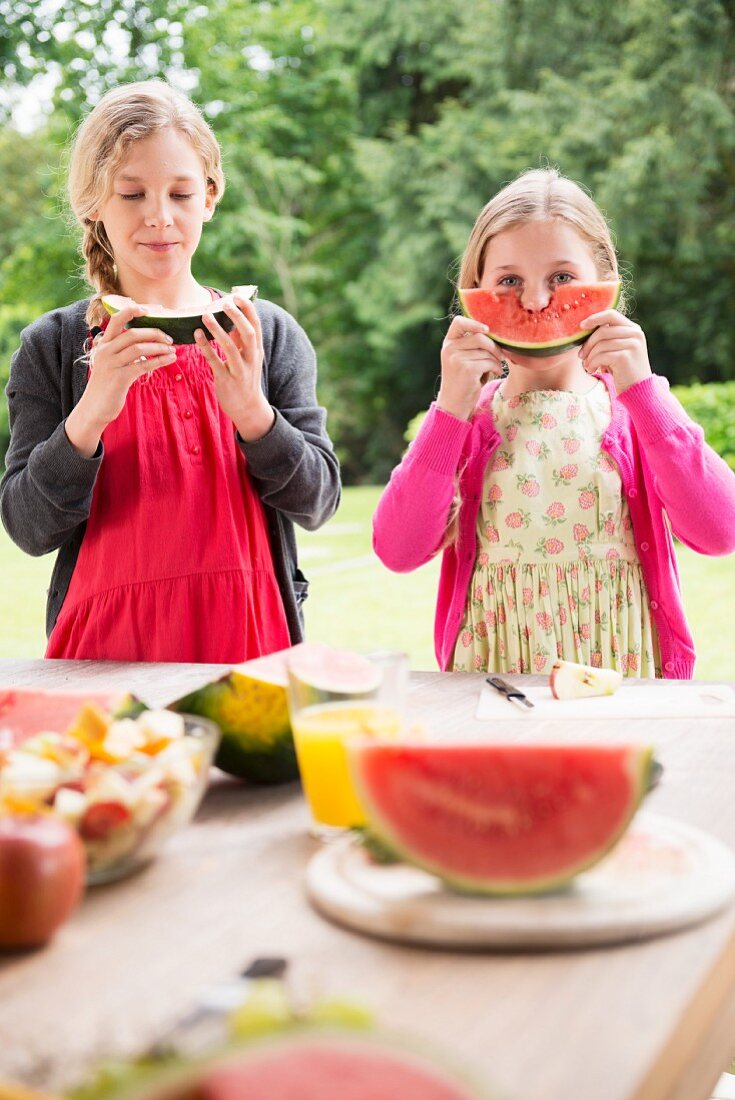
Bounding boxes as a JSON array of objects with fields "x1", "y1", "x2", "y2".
[{"x1": 1, "y1": 484, "x2": 734, "y2": 678}]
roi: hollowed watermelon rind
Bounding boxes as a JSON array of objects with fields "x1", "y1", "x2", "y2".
[
  {"x1": 459, "y1": 281, "x2": 621, "y2": 359},
  {"x1": 101, "y1": 286, "x2": 257, "y2": 345},
  {"x1": 349, "y1": 743, "x2": 654, "y2": 897}
]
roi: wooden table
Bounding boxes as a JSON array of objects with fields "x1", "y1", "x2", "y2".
[{"x1": 1, "y1": 659, "x2": 735, "y2": 1100}]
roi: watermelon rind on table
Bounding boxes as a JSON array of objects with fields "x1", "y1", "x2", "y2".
[
  {"x1": 349, "y1": 742, "x2": 655, "y2": 896},
  {"x1": 168, "y1": 642, "x2": 379, "y2": 786},
  {"x1": 459, "y1": 281, "x2": 621, "y2": 358},
  {"x1": 101, "y1": 285, "x2": 257, "y2": 344}
]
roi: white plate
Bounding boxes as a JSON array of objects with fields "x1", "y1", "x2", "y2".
[{"x1": 305, "y1": 813, "x2": 735, "y2": 949}]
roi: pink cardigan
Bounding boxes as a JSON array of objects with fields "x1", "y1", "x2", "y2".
[{"x1": 373, "y1": 375, "x2": 735, "y2": 677}]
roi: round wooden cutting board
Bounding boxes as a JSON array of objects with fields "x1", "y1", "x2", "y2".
[{"x1": 305, "y1": 813, "x2": 735, "y2": 949}]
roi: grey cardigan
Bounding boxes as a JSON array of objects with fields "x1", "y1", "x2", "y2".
[{"x1": 0, "y1": 296, "x2": 341, "y2": 643}]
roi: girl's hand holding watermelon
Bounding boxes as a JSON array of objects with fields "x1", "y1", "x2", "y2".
[
  {"x1": 66, "y1": 304, "x2": 177, "y2": 457},
  {"x1": 578, "y1": 309, "x2": 652, "y2": 393},
  {"x1": 195, "y1": 293, "x2": 276, "y2": 441},
  {"x1": 437, "y1": 315, "x2": 509, "y2": 421}
]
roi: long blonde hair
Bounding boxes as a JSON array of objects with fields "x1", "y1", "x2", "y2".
[
  {"x1": 457, "y1": 167, "x2": 620, "y2": 295},
  {"x1": 444, "y1": 168, "x2": 621, "y2": 546},
  {"x1": 67, "y1": 80, "x2": 225, "y2": 327}
]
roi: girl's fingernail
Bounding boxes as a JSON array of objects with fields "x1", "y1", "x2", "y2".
[{"x1": 194, "y1": 329, "x2": 204, "y2": 340}]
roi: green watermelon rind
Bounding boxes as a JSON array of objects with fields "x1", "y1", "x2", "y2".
[
  {"x1": 350, "y1": 745, "x2": 654, "y2": 897},
  {"x1": 170, "y1": 678, "x2": 298, "y2": 785},
  {"x1": 101, "y1": 286, "x2": 257, "y2": 345},
  {"x1": 458, "y1": 282, "x2": 621, "y2": 359}
]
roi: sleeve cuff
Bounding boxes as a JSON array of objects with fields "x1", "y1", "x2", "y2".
[
  {"x1": 405, "y1": 403, "x2": 472, "y2": 475},
  {"x1": 617, "y1": 375, "x2": 687, "y2": 444}
]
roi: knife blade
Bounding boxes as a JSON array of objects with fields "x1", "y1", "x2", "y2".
[{"x1": 486, "y1": 676, "x2": 535, "y2": 710}]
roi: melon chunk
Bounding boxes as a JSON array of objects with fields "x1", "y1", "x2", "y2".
[{"x1": 349, "y1": 742, "x2": 654, "y2": 895}]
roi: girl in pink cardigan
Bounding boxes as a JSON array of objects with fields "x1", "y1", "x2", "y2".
[{"x1": 373, "y1": 169, "x2": 735, "y2": 678}]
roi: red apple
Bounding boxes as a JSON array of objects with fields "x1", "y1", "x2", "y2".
[{"x1": 0, "y1": 812, "x2": 86, "y2": 949}]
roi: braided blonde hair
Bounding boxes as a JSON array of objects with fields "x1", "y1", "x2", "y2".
[{"x1": 67, "y1": 80, "x2": 225, "y2": 328}]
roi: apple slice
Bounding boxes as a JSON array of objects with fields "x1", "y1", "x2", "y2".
[{"x1": 550, "y1": 659, "x2": 623, "y2": 700}]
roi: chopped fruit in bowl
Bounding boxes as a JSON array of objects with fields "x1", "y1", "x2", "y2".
[
  {"x1": 549, "y1": 659, "x2": 623, "y2": 700},
  {"x1": 0, "y1": 709, "x2": 220, "y2": 885}
]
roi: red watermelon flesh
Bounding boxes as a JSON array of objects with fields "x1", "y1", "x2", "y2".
[
  {"x1": 349, "y1": 742, "x2": 653, "y2": 895},
  {"x1": 0, "y1": 688, "x2": 131, "y2": 748},
  {"x1": 202, "y1": 1035, "x2": 483, "y2": 1100},
  {"x1": 459, "y1": 281, "x2": 621, "y2": 358}
]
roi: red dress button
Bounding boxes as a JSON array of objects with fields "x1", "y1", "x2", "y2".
[
  {"x1": 184, "y1": 410, "x2": 192, "y2": 419},
  {"x1": 175, "y1": 372, "x2": 183, "y2": 382},
  {"x1": 191, "y1": 445, "x2": 200, "y2": 455}
]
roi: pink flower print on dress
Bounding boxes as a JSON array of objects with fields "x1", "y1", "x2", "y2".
[
  {"x1": 536, "y1": 611, "x2": 554, "y2": 632},
  {"x1": 526, "y1": 439, "x2": 541, "y2": 457},
  {"x1": 573, "y1": 523, "x2": 591, "y2": 543},
  {"x1": 539, "y1": 579, "x2": 550, "y2": 597},
  {"x1": 487, "y1": 483, "x2": 503, "y2": 503},
  {"x1": 507, "y1": 394, "x2": 522, "y2": 409},
  {"x1": 581, "y1": 585, "x2": 591, "y2": 603},
  {"x1": 532, "y1": 410, "x2": 558, "y2": 430},
  {"x1": 562, "y1": 432, "x2": 581, "y2": 454},
  {"x1": 522, "y1": 586, "x2": 533, "y2": 607},
  {"x1": 556, "y1": 640, "x2": 564, "y2": 658},
  {"x1": 473, "y1": 654, "x2": 484, "y2": 671},
  {"x1": 578, "y1": 482, "x2": 597, "y2": 509},
  {"x1": 606, "y1": 548, "x2": 620, "y2": 560},
  {"x1": 558, "y1": 605, "x2": 568, "y2": 625},
  {"x1": 544, "y1": 501, "x2": 566, "y2": 527},
  {"x1": 484, "y1": 608, "x2": 497, "y2": 628},
  {"x1": 622, "y1": 652, "x2": 639, "y2": 674},
  {"x1": 611, "y1": 635, "x2": 620, "y2": 655},
  {"x1": 534, "y1": 650, "x2": 547, "y2": 672},
  {"x1": 580, "y1": 622, "x2": 591, "y2": 641},
  {"x1": 485, "y1": 523, "x2": 499, "y2": 543},
  {"x1": 477, "y1": 551, "x2": 489, "y2": 566},
  {"x1": 473, "y1": 583, "x2": 484, "y2": 601},
  {"x1": 517, "y1": 474, "x2": 541, "y2": 497},
  {"x1": 498, "y1": 605, "x2": 506, "y2": 625},
  {"x1": 536, "y1": 537, "x2": 564, "y2": 557},
  {"x1": 505, "y1": 510, "x2": 530, "y2": 529},
  {"x1": 553, "y1": 464, "x2": 579, "y2": 485},
  {"x1": 598, "y1": 452, "x2": 617, "y2": 472},
  {"x1": 506, "y1": 423, "x2": 519, "y2": 442},
  {"x1": 475, "y1": 620, "x2": 488, "y2": 639},
  {"x1": 491, "y1": 450, "x2": 514, "y2": 471},
  {"x1": 460, "y1": 630, "x2": 473, "y2": 648},
  {"x1": 590, "y1": 651, "x2": 603, "y2": 668},
  {"x1": 567, "y1": 403, "x2": 580, "y2": 421}
]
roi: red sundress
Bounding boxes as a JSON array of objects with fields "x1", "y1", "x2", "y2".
[{"x1": 46, "y1": 335, "x2": 291, "y2": 663}]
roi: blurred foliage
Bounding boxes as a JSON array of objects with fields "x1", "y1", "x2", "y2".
[{"x1": 0, "y1": 0, "x2": 733, "y2": 481}]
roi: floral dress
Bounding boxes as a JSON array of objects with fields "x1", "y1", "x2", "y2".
[{"x1": 452, "y1": 382, "x2": 661, "y2": 677}]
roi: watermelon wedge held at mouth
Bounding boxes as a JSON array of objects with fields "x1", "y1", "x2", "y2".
[
  {"x1": 101, "y1": 284, "x2": 257, "y2": 345},
  {"x1": 459, "y1": 281, "x2": 621, "y2": 358},
  {"x1": 349, "y1": 742, "x2": 654, "y2": 895}
]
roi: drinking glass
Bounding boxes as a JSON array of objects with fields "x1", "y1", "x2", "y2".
[{"x1": 287, "y1": 649, "x2": 409, "y2": 838}]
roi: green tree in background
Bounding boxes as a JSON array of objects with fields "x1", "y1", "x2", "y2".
[{"x1": 0, "y1": 0, "x2": 733, "y2": 481}]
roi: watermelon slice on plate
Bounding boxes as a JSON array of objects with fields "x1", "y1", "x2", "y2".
[
  {"x1": 101, "y1": 284, "x2": 257, "y2": 344},
  {"x1": 459, "y1": 281, "x2": 621, "y2": 358},
  {"x1": 349, "y1": 741, "x2": 654, "y2": 895},
  {"x1": 0, "y1": 688, "x2": 135, "y2": 749}
]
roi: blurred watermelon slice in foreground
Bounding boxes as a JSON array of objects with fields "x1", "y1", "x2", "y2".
[
  {"x1": 349, "y1": 742, "x2": 655, "y2": 895},
  {"x1": 459, "y1": 281, "x2": 621, "y2": 358}
]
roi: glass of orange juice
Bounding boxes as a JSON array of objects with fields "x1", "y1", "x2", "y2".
[{"x1": 286, "y1": 648, "x2": 409, "y2": 837}]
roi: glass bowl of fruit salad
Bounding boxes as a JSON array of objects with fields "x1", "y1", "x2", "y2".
[{"x1": 0, "y1": 706, "x2": 220, "y2": 884}]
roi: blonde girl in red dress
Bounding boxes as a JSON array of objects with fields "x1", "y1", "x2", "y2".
[{"x1": 1, "y1": 81, "x2": 340, "y2": 662}]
